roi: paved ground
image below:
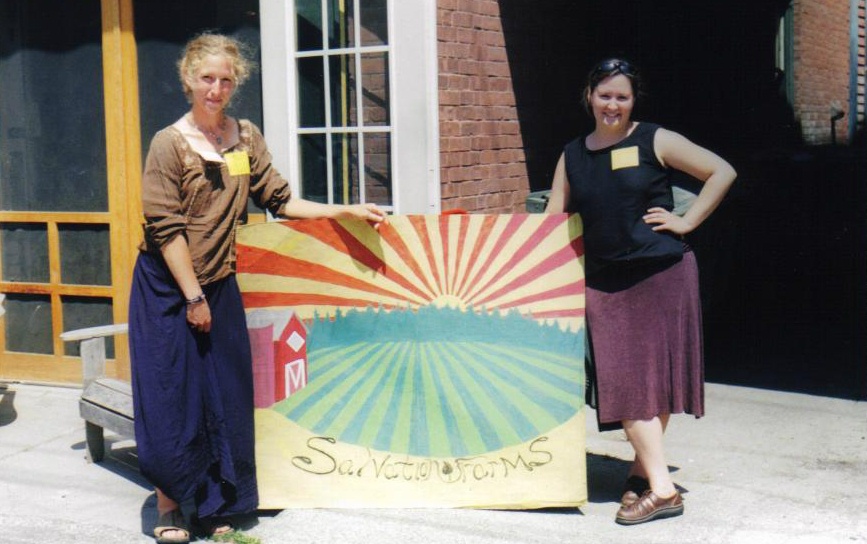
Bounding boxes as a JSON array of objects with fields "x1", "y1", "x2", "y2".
[{"x1": 1, "y1": 381, "x2": 866, "y2": 544}]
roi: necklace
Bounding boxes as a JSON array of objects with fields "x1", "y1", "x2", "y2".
[{"x1": 189, "y1": 114, "x2": 227, "y2": 146}]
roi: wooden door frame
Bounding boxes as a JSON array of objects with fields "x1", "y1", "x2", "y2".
[
  {"x1": 100, "y1": 0, "x2": 141, "y2": 381},
  {"x1": 0, "y1": 0, "x2": 140, "y2": 383}
]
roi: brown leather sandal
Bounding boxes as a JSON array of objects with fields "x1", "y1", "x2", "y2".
[
  {"x1": 620, "y1": 475, "x2": 650, "y2": 506},
  {"x1": 615, "y1": 489, "x2": 684, "y2": 525}
]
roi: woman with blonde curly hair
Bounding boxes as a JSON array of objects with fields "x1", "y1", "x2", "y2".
[{"x1": 130, "y1": 33, "x2": 384, "y2": 543}]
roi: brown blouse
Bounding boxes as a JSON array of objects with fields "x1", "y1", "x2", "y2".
[{"x1": 140, "y1": 119, "x2": 291, "y2": 285}]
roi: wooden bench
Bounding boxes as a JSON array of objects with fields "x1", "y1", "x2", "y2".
[{"x1": 60, "y1": 324, "x2": 132, "y2": 463}]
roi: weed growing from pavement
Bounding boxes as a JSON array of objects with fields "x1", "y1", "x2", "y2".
[{"x1": 209, "y1": 530, "x2": 262, "y2": 544}]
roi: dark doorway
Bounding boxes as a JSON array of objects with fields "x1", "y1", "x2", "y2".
[
  {"x1": 499, "y1": 0, "x2": 867, "y2": 399},
  {"x1": 134, "y1": 0, "x2": 263, "y2": 153}
]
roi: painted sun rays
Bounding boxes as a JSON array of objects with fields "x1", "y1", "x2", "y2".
[{"x1": 238, "y1": 213, "x2": 585, "y2": 329}]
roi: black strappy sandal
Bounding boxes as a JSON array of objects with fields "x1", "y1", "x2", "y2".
[{"x1": 154, "y1": 509, "x2": 190, "y2": 544}]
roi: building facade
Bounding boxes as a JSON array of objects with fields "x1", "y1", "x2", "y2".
[
  {"x1": 0, "y1": 0, "x2": 862, "y2": 385},
  {"x1": 786, "y1": 0, "x2": 866, "y2": 144}
]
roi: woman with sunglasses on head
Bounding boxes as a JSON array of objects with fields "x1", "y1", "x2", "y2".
[
  {"x1": 130, "y1": 33, "x2": 385, "y2": 544},
  {"x1": 546, "y1": 58, "x2": 736, "y2": 525}
]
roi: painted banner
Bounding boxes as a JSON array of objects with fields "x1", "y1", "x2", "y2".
[{"x1": 236, "y1": 213, "x2": 587, "y2": 509}]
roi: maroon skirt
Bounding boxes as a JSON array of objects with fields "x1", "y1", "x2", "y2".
[{"x1": 585, "y1": 250, "x2": 704, "y2": 430}]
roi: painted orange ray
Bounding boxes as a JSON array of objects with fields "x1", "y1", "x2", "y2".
[
  {"x1": 280, "y1": 219, "x2": 386, "y2": 273},
  {"x1": 409, "y1": 216, "x2": 446, "y2": 295},
  {"x1": 243, "y1": 291, "x2": 401, "y2": 310},
  {"x1": 487, "y1": 281, "x2": 586, "y2": 314},
  {"x1": 237, "y1": 214, "x2": 585, "y2": 325},
  {"x1": 448, "y1": 214, "x2": 471, "y2": 295},
  {"x1": 375, "y1": 219, "x2": 439, "y2": 298},
  {"x1": 463, "y1": 214, "x2": 577, "y2": 303},
  {"x1": 454, "y1": 214, "x2": 501, "y2": 299},
  {"x1": 468, "y1": 241, "x2": 585, "y2": 308},
  {"x1": 237, "y1": 246, "x2": 426, "y2": 306},
  {"x1": 456, "y1": 215, "x2": 530, "y2": 300},
  {"x1": 280, "y1": 220, "x2": 438, "y2": 303}
]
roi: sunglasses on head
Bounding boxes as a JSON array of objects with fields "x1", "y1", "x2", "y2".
[{"x1": 593, "y1": 59, "x2": 636, "y2": 77}]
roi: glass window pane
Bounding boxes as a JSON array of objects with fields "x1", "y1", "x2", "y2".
[
  {"x1": 364, "y1": 132, "x2": 392, "y2": 206},
  {"x1": 332, "y1": 133, "x2": 359, "y2": 204},
  {"x1": 62, "y1": 296, "x2": 114, "y2": 358},
  {"x1": 135, "y1": 0, "x2": 263, "y2": 155},
  {"x1": 0, "y1": 0, "x2": 107, "y2": 212},
  {"x1": 328, "y1": 0, "x2": 355, "y2": 49},
  {"x1": 360, "y1": 0, "x2": 388, "y2": 46},
  {"x1": 329, "y1": 54, "x2": 358, "y2": 128},
  {"x1": 298, "y1": 57, "x2": 326, "y2": 128},
  {"x1": 4, "y1": 294, "x2": 52, "y2": 355},
  {"x1": 361, "y1": 52, "x2": 390, "y2": 126},
  {"x1": 59, "y1": 224, "x2": 111, "y2": 286},
  {"x1": 296, "y1": 0, "x2": 323, "y2": 52},
  {"x1": 300, "y1": 134, "x2": 328, "y2": 203},
  {"x1": 1, "y1": 223, "x2": 48, "y2": 283}
]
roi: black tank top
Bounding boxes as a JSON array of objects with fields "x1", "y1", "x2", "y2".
[{"x1": 563, "y1": 122, "x2": 683, "y2": 276}]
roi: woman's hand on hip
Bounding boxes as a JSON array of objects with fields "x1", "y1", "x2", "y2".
[
  {"x1": 643, "y1": 207, "x2": 694, "y2": 236},
  {"x1": 186, "y1": 299, "x2": 212, "y2": 333}
]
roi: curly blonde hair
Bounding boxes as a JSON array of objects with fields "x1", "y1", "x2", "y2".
[{"x1": 177, "y1": 33, "x2": 255, "y2": 101}]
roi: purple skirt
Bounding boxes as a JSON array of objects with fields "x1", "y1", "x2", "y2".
[
  {"x1": 129, "y1": 252, "x2": 258, "y2": 517},
  {"x1": 586, "y1": 250, "x2": 704, "y2": 430}
]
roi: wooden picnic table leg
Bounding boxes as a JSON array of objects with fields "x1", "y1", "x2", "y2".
[
  {"x1": 80, "y1": 336, "x2": 108, "y2": 463},
  {"x1": 85, "y1": 420, "x2": 106, "y2": 462}
]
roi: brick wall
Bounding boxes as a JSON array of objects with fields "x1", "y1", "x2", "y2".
[
  {"x1": 856, "y1": 0, "x2": 866, "y2": 136},
  {"x1": 437, "y1": 0, "x2": 529, "y2": 213},
  {"x1": 793, "y1": 0, "x2": 852, "y2": 144}
]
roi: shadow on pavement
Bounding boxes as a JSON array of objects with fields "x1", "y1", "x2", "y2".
[{"x1": 0, "y1": 385, "x2": 17, "y2": 427}]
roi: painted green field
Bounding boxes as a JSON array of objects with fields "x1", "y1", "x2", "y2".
[{"x1": 274, "y1": 308, "x2": 584, "y2": 457}]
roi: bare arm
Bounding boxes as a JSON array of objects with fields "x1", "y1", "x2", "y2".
[
  {"x1": 544, "y1": 153, "x2": 570, "y2": 213},
  {"x1": 160, "y1": 235, "x2": 211, "y2": 333},
  {"x1": 279, "y1": 197, "x2": 386, "y2": 226},
  {"x1": 644, "y1": 128, "x2": 737, "y2": 235}
]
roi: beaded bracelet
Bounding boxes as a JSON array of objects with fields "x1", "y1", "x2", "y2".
[{"x1": 186, "y1": 293, "x2": 207, "y2": 305}]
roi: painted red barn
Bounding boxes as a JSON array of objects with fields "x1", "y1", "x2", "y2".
[{"x1": 247, "y1": 309, "x2": 309, "y2": 408}]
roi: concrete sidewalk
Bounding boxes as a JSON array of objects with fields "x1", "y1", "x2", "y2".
[{"x1": 1, "y1": 381, "x2": 865, "y2": 544}]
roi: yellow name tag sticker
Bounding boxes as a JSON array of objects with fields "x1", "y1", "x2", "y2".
[
  {"x1": 611, "y1": 146, "x2": 640, "y2": 170},
  {"x1": 224, "y1": 151, "x2": 251, "y2": 176}
]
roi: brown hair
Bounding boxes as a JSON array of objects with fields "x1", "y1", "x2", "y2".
[{"x1": 177, "y1": 33, "x2": 255, "y2": 101}]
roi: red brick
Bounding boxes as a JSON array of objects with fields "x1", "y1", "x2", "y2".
[
  {"x1": 792, "y1": 0, "x2": 851, "y2": 144},
  {"x1": 437, "y1": 0, "x2": 530, "y2": 213}
]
